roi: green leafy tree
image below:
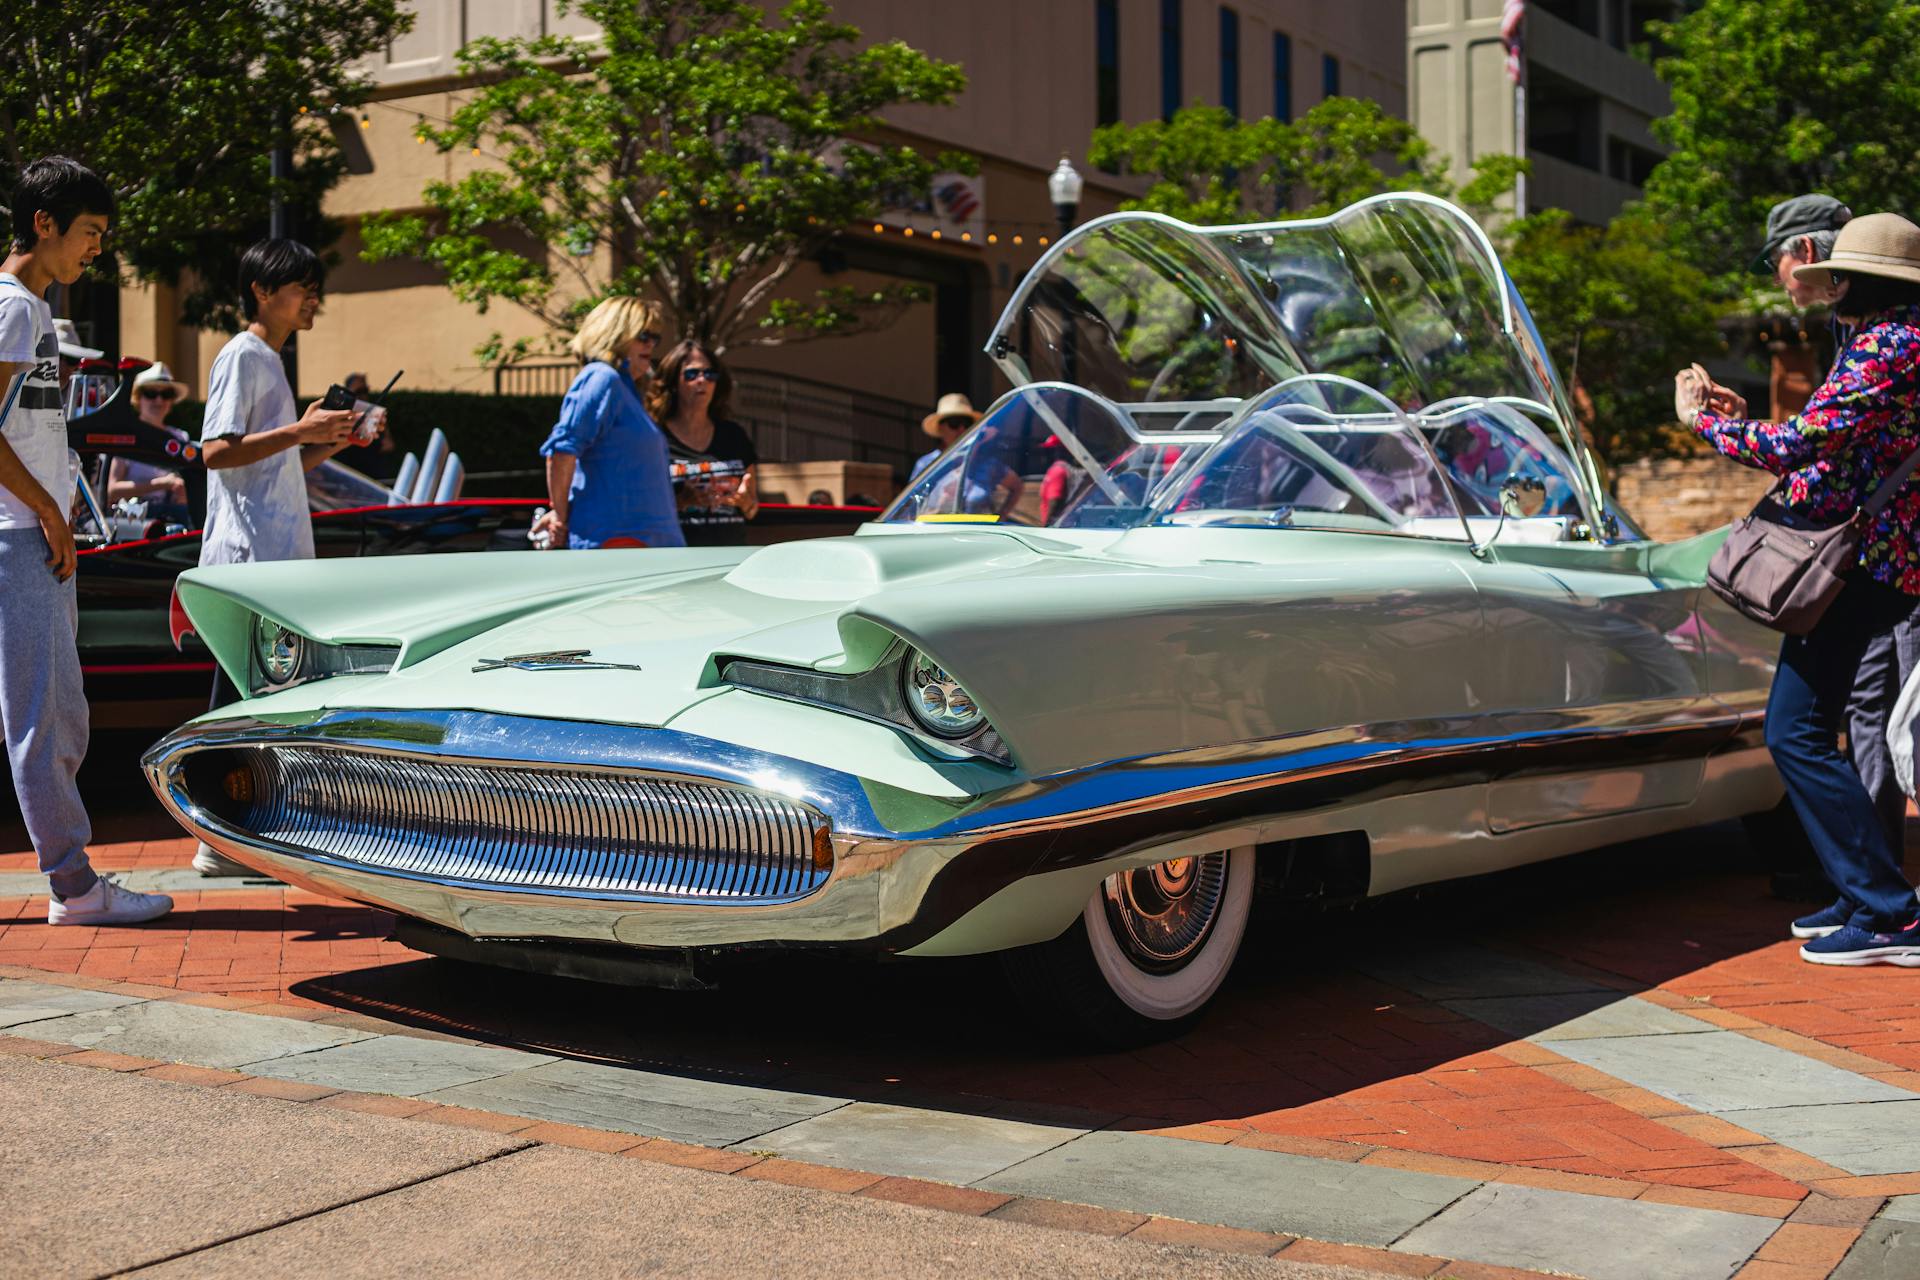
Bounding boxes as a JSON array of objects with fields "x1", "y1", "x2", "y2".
[
  {"x1": 1644, "y1": 0, "x2": 1920, "y2": 285},
  {"x1": 1088, "y1": 98, "x2": 1524, "y2": 224},
  {"x1": 1503, "y1": 210, "x2": 1724, "y2": 464},
  {"x1": 361, "y1": 0, "x2": 969, "y2": 361},
  {"x1": 0, "y1": 0, "x2": 409, "y2": 325}
]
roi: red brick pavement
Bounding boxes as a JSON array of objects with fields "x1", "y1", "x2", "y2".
[{"x1": 4, "y1": 819, "x2": 1918, "y2": 1222}]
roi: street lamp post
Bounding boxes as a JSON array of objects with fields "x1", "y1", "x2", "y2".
[
  {"x1": 1047, "y1": 154, "x2": 1083, "y2": 245},
  {"x1": 1047, "y1": 155, "x2": 1083, "y2": 380}
]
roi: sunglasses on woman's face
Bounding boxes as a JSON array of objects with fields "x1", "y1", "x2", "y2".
[
  {"x1": 638, "y1": 330, "x2": 661, "y2": 344},
  {"x1": 682, "y1": 367, "x2": 718, "y2": 383},
  {"x1": 139, "y1": 388, "x2": 178, "y2": 402}
]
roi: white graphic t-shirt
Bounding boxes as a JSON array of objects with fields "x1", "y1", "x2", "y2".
[
  {"x1": 198, "y1": 330, "x2": 313, "y2": 565},
  {"x1": 0, "y1": 274, "x2": 71, "y2": 530}
]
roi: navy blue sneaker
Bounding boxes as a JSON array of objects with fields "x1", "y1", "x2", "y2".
[
  {"x1": 1799, "y1": 920, "x2": 1920, "y2": 967},
  {"x1": 1790, "y1": 900, "x2": 1852, "y2": 940}
]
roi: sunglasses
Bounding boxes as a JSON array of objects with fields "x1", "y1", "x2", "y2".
[
  {"x1": 938, "y1": 416, "x2": 972, "y2": 430},
  {"x1": 682, "y1": 367, "x2": 718, "y2": 383},
  {"x1": 638, "y1": 330, "x2": 661, "y2": 344},
  {"x1": 139, "y1": 388, "x2": 179, "y2": 402}
]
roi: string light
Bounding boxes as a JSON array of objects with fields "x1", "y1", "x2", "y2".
[
  {"x1": 359, "y1": 112, "x2": 370, "y2": 129},
  {"x1": 902, "y1": 227, "x2": 913, "y2": 237},
  {"x1": 1012, "y1": 234, "x2": 1023, "y2": 245},
  {"x1": 872, "y1": 222, "x2": 883, "y2": 233},
  {"x1": 930, "y1": 229, "x2": 940, "y2": 239},
  {"x1": 1038, "y1": 236, "x2": 1049, "y2": 246},
  {"x1": 960, "y1": 231, "x2": 971, "y2": 241},
  {"x1": 987, "y1": 233, "x2": 998, "y2": 244}
]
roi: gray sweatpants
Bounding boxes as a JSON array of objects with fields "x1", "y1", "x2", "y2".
[
  {"x1": 1848, "y1": 608, "x2": 1920, "y2": 853},
  {"x1": 0, "y1": 528, "x2": 96, "y2": 898}
]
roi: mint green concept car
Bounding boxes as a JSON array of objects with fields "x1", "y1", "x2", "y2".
[{"x1": 146, "y1": 194, "x2": 1783, "y2": 1045}]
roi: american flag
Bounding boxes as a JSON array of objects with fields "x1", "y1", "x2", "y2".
[{"x1": 1502, "y1": 0, "x2": 1526, "y2": 84}]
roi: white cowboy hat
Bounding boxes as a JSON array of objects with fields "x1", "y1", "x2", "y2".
[
  {"x1": 1792, "y1": 212, "x2": 1920, "y2": 289},
  {"x1": 921, "y1": 391, "x2": 984, "y2": 438},
  {"x1": 53, "y1": 317, "x2": 103, "y2": 361},
  {"x1": 131, "y1": 361, "x2": 189, "y2": 399}
]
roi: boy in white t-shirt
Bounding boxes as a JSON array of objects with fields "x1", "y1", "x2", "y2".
[
  {"x1": 0, "y1": 156, "x2": 170, "y2": 925},
  {"x1": 188, "y1": 239, "x2": 362, "y2": 877}
]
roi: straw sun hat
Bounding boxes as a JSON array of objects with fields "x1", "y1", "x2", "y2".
[
  {"x1": 1792, "y1": 212, "x2": 1920, "y2": 290},
  {"x1": 921, "y1": 392, "x2": 983, "y2": 438}
]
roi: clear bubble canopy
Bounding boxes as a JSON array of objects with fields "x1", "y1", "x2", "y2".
[{"x1": 882, "y1": 194, "x2": 1612, "y2": 545}]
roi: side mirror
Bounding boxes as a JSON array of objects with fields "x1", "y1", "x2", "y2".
[{"x1": 1499, "y1": 473, "x2": 1548, "y2": 519}]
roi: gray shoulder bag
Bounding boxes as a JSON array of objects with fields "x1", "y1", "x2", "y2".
[{"x1": 1707, "y1": 448, "x2": 1920, "y2": 635}]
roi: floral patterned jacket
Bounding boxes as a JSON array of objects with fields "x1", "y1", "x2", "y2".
[{"x1": 1693, "y1": 304, "x2": 1920, "y2": 596}]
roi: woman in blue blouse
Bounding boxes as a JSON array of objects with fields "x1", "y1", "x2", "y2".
[{"x1": 535, "y1": 297, "x2": 685, "y2": 550}]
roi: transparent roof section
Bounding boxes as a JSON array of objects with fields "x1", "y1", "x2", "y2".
[
  {"x1": 882, "y1": 384, "x2": 1208, "y2": 530},
  {"x1": 1148, "y1": 376, "x2": 1473, "y2": 540},
  {"x1": 986, "y1": 194, "x2": 1593, "y2": 526}
]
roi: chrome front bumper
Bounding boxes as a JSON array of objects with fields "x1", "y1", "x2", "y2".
[{"x1": 144, "y1": 709, "x2": 978, "y2": 950}]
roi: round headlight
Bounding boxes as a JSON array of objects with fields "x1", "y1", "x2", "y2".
[
  {"x1": 902, "y1": 648, "x2": 986, "y2": 738},
  {"x1": 254, "y1": 620, "x2": 304, "y2": 688}
]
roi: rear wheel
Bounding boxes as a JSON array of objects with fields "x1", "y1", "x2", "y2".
[{"x1": 1001, "y1": 847, "x2": 1254, "y2": 1048}]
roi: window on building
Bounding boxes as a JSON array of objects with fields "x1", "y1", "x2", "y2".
[
  {"x1": 1096, "y1": 0, "x2": 1121, "y2": 126},
  {"x1": 1219, "y1": 8, "x2": 1240, "y2": 117},
  {"x1": 1528, "y1": 67, "x2": 1603, "y2": 172},
  {"x1": 1321, "y1": 53, "x2": 1339, "y2": 99},
  {"x1": 1161, "y1": 0, "x2": 1183, "y2": 119},
  {"x1": 1607, "y1": 138, "x2": 1662, "y2": 188},
  {"x1": 1271, "y1": 32, "x2": 1292, "y2": 122}
]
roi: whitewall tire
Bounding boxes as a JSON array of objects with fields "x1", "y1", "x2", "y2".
[{"x1": 1000, "y1": 846, "x2": 1255, "y2": 1047}]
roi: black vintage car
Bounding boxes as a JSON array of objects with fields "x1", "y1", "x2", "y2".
[{"x1": 68, "y1": 364, "x2": 876, "y2": 728}]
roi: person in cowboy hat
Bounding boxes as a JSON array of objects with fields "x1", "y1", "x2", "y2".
[
  {"x1": 1677, "y1": 212, "x2": 1920, "y2": 969},
  {"x1": 106, "y1": 362, "x2": 192, "y2": 524},
  {"x1": 51, "y1": 316, "x2": 102, "y2": 403},
  {"x1": 909, "y1": 392, "x2": 1025, "y2": 517}
]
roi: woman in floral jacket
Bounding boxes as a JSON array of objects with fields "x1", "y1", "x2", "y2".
[{"x1": 1677, "y1": 213, "x2": 1920, "y2": 969}]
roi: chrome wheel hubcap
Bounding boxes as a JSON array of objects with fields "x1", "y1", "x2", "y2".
[{"x1": 1100, "y1": 852, "x2": 1230, "y2": 974}]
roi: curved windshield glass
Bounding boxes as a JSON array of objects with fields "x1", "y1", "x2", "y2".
[
  {"x1": 987, "y1": 195, "x2": 1601, "y2": 533},
  {"x1": 880, "y1": 384, "x2": 1215, "y2": 529},
  {"x1": 1148, "y1": 376, "x2": 1470, "y2": 540}
]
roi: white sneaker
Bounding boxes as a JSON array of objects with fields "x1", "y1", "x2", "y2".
[
  {"x1": 192, "y1": 843, "x2": 257, "y2": 878},
  {"x1": 48, "y1": 876, "x2": 173, "y2": 926}
]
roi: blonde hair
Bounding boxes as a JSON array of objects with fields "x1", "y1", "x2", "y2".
[{"x1": 567, "y1": 296, "x2": 661, "y2": 365}]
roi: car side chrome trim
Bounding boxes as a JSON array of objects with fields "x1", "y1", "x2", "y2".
[{"x1": 143, "y1": 705, "x2": 1760, "y2": 952}]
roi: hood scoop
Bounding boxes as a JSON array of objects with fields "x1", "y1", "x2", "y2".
[{"x1": 723, "y1": 532, "x2": 1040, "y2": 601}]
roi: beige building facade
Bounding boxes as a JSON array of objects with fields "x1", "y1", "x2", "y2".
[
  {"x1": 1408, "y1": 0, "x2": 1682, "y2": 226},
  {"x1": 120, "y1": 0, "x2": 1409, "y2": 424}
]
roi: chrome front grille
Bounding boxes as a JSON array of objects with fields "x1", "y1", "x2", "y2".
[{"x1": 235, "y1": 745, "x2": 829, "y2": 903}]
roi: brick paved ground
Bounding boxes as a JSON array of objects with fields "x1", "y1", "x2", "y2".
[{"x1": 4, "y1": 792, "x2": 1917, "y2": 1277}]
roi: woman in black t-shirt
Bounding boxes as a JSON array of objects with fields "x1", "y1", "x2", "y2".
[{"x1": 648, "y1": 340, "x2": 758, "y2": 545}]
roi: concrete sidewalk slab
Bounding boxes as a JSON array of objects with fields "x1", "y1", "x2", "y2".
[
  {"x1": 1834, "y1": 1218, "x2": 1920, "y2": 1280},
  {"x1": 0, "y1": 870, "x2": 268, "y2": 896},
  {"x1": 1357, "y1": 945, "x2": 1612, "y2": 1001},
  {"x1": 750, "y1": 1101, "x2": 1084, "y2": 1183},
  {"x1": 1443, "y1": 991, "x2": 1712, "y2": 1041},
  {"x1": 0, "y1": 1055, "x2": 523, "y2": 1279},
  {"x1": 1881, "y1": 1194, "x2": 1920, "y2": 1222},
  {"x1": 1549, "y1": 1029, "x2": 1916, "y2": 1113},
  {"x1": 1726, "y1": 1100, "x2": 1920, "y2": 1176},
  {"x1": 33, "y1": 999, "x2": 373, "y2": 1068},
  {"x1": 122, "y1": 1144, "x2": 1381, "y2": 1280},
  {"x1": 240, "y1": 1035, "x2": 559, "y2": 1096},
  {"x1": 977, "y1": 1129, "x2": 1474, "y2": 1246},
  {"x1": 1392, "y1": 1181, "x2": 1776, "y2": 1280},
  {"x1": 0, "y1": 979, "x2": 145, "y2": 1029},
  {"x1": 425, "y1": 1058, "x2": 847, "y2": 1146}
]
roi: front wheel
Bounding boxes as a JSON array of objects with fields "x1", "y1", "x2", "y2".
[{"x1": 1001, "y1": 847, "x2": 1254, "y2": 1048}]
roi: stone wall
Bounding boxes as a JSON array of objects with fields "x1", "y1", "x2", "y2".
[{"x1": 1612, "y1": 456, "x2": 1771, "y2": 542}]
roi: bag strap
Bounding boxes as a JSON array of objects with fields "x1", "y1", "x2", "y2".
[{"x1": 1862, "y1": 441, "x2": 1920, "y2": 518}]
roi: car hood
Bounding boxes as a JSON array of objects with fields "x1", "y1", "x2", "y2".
[{"x1": 179, "y1": 527, "x2": 1489, "y2": 778}]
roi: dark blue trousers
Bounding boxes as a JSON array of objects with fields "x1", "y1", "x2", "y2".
[{"x1": 1766, "y1": 573, "x2": 1920, "y2": 930}]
